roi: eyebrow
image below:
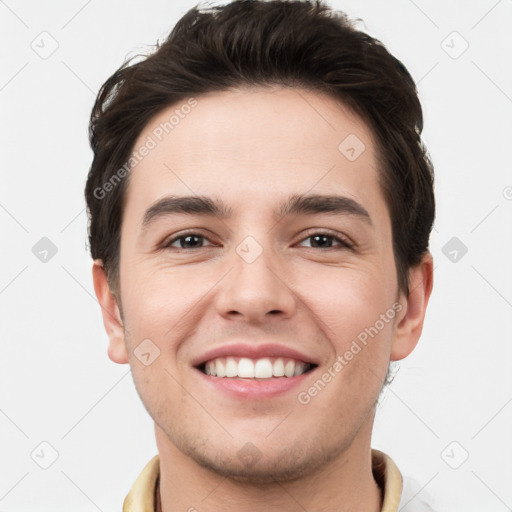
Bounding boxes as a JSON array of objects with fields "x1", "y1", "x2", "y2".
[
  {"x1": 279, "y1": 193, "x2": 372, "y2": 225},
  {"x1": 141, "y1": 193, "x2": 372, "y2": 230}
]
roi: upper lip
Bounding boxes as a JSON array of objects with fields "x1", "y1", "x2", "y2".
[{"x1": 192, "y1": 343, "x2": 320, "y2": 367}]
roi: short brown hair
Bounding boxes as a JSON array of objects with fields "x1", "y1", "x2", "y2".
[{"x1": 85, "y1": 0, "x2": 435, "y2": 295}]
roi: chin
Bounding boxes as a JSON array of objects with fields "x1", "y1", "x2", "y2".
[{"x1": 178, "y1": 434, "x2": 344, "y2": 484}]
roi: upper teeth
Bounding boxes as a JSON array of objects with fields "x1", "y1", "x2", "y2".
[{"x1": 204, "y1": 357, "x2": 311, "y2": 379}]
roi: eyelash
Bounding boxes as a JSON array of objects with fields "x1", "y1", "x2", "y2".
[{"x1": 161, "y1": 230, "x2": 354, "y2": 251}]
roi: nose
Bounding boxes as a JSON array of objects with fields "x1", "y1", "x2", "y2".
[{"x1": 215, "y1": 245, "x2": 297, "y2": 324}]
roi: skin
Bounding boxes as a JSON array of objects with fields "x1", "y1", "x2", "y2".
[{"x1": 93, "y1": 86, "x2": 433, "y2": 511}]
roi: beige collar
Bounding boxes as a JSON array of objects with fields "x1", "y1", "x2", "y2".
[{"x1": 123, "y1": 449, "x2": 403, "y2": 512}]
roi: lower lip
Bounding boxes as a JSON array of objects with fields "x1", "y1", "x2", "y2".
[{"x1": 195, "y1": 368, "x2": 315, "y2": 399}]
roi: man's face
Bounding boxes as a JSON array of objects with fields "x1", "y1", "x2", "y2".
[{"x1": 106, "y1": 87, "x2": 412, "y2": 481}]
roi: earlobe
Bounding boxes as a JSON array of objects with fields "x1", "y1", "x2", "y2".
[
  {"x1": 92, "y1": 260, "x2": 129, "y2": 364},
  {"x1": 390, "y1": 252, "x2": 434, "y2": 361}
]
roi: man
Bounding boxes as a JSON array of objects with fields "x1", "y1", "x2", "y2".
[{"x1": 86, "y1": 1, "x2": 435, "y2": 510}]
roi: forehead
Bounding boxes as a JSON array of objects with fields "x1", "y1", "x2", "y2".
[{"x1": 124, "y1": 86, "x2": 384, "y2": 221}]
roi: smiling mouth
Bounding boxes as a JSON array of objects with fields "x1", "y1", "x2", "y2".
[{"x1": 197, "y1": 356, "x2": 317, "y2": 379}]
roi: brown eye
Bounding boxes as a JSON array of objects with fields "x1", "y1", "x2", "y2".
[
  {"x1": 298, "y1": 231, "x2": 353, "y2": 249},
  {"x1": 163, "y1": 233, "x2": 213, "y2": 249}
]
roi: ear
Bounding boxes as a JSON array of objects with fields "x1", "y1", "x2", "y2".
[
  {"x1": 92, "y1": 260, "x2": 129, "y2": 364},
  {"x1": 390, "y1": 252, "x2": 434, "y2": 361}
]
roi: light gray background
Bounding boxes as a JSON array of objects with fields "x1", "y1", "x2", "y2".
[{"x1": 1, "y1": 0, "x2": 511, "y2": 510}]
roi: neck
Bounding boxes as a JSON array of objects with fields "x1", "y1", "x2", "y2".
[{"x1": 154, "y1": 421, "x2": 382, "y2": 512}]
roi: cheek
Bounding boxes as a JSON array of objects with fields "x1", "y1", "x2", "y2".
[
  {"x1": 300, "y1": 265, "x2": 395, "y2": 337},
  {"x1": 119, "y1": 267, "x2": 178, "y2": 350},
  {"x1": 300, "y1": 265, "x2": 397, "y2": 388},
  {"x1": 120, "y1": 263, "x2": 214, "y2": 362},
  {"x1": 120, "y1": 273, "x2": 192, "y2": 415}
]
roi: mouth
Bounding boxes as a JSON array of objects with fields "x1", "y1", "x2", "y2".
[
  {"x1": 197, "y1": 356, "x2": 317, "y2": 379},
  {"x1": 191, "y1": 344, "x2": 320, "y2": 398}
]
